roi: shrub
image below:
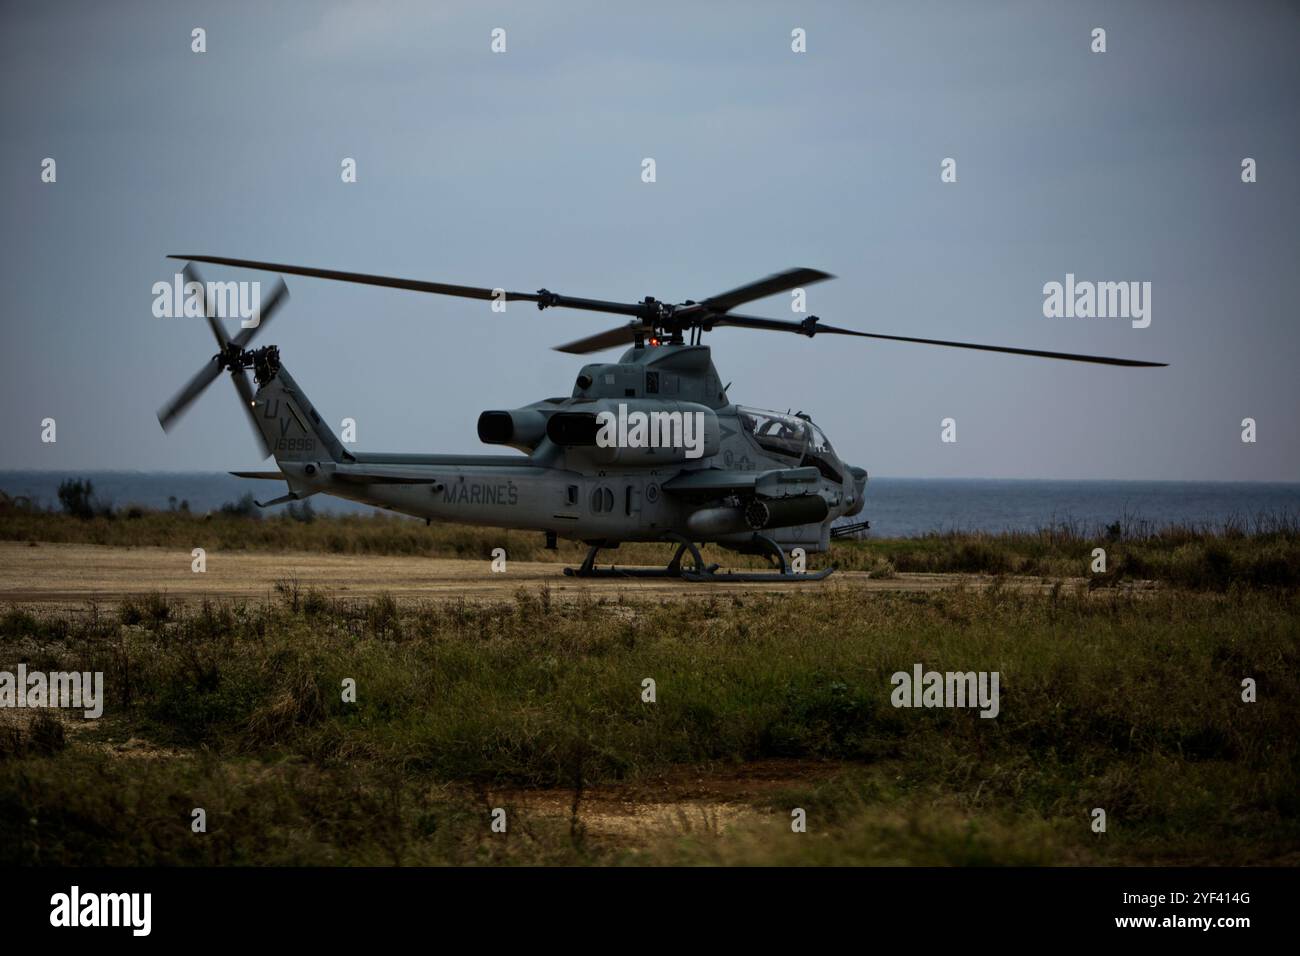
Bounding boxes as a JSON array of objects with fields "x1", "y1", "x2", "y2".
[{"x1": 57, "y1": 479, "x2": 97, "y2": 520}]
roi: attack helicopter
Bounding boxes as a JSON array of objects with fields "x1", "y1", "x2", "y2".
[{"x1": 157, "y1": 255, "x2": 1165, "y2": 581}]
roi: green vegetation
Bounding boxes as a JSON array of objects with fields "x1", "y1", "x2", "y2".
[
  {"x1": 836, "y1": 513, "x2": 1300, "y2": 591},
  {"x1": 1, "y1": 584, "x2": 1296, "y2": 865},
  {"x1": 0, "y1": 508, "x2": 560, "y2": 560},
  {"x1": 55, "y1": 478, "x2": 108, "y2": 520}
]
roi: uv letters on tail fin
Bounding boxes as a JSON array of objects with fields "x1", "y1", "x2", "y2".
[{"x1": 255, "y1": 367, "x2": 350, "y2": 463}]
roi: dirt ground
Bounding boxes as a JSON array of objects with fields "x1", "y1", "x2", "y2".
[
  {"x1": 0, "y1": 541, "x2": 1083, "y2": 610},
  {"x1": 489, "y1": 758, "x2": 846, "y2": 843}
]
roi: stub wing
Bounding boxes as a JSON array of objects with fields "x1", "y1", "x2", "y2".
[{"x1": 663, "y1": 466, "x2": 822, "y2": 497}]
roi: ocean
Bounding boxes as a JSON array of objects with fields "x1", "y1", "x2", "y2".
[{"x1": 1, "y1": 471, "x2": 1297, "y2": 539}]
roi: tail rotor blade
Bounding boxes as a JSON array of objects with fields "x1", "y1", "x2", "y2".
[
  {"x1": 231, "y1": 278, "x2": 288, "y2": 349},
  {"x1": 183, "y1": 263, "x2": 233, "y2": 351},
  {"x1": 231, "y1": 368, "x2": 272, "y2": 459},
  {"x1": 157, "y1": 358, "x2": 224, "y2": 432}
]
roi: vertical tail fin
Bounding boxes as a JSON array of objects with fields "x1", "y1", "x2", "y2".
[{"x1": 253, "y1": 365, "x2": 351, "y2": 464}]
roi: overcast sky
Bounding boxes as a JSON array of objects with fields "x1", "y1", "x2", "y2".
[{"x1": 2, "y1": 0, "x2": 1297, "y2": 480}]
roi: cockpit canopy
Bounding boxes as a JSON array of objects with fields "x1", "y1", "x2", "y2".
[{"x1": 736, "y1": 407, "x2": 843, "y2": 482}]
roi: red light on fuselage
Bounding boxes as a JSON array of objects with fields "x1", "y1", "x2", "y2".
[{"x1": 649, "y1": 337, "x2": 660, "y2": 346}]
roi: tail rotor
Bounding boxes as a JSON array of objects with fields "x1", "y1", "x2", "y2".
[{"x1": 156, "y1": 263, "x2": 290, "y2": 459}]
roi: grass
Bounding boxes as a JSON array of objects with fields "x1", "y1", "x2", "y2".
[
  {"x1": 1, "y1": 582, "x2": 1296, "y2": 866},
  {"x1": 830, "y1": 512, "x2": 1300, "y2": 590},
  {"x1": 4, "y1": 507, "x2": 1300, "y2": 590}
]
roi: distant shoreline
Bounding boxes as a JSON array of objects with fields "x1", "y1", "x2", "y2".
[
  {"x1": 4, "y1": 469, "x2": 1298, "y2": 485},
  {"x1": 2, "y1": 470, "x2": 1298, "y2": 542}
]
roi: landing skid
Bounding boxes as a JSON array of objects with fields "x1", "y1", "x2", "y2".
[{"x1": 562, "y1": 532, "x2": 836, "y2": 583}]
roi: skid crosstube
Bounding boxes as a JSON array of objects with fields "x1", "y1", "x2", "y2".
[{"x1": 562, "y1": 532, "x2": 836, "y2": 583}]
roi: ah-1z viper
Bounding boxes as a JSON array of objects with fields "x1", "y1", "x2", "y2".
[{"x1": 158, "y1": 255, "x2": 1164, "y2": 582}]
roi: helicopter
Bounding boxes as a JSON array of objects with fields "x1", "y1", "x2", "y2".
[{"x1": 157, "y1": 255, "x2": 1165, "y2": 582}]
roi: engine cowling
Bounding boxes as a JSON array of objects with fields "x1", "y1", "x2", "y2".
[
  {"x1": 477, "y1": 408, "x2": 548, "y2": 452},
  {"x1": 547, "y1": 399, "x2": 720, "y2": 465}
]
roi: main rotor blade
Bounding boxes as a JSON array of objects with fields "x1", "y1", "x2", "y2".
[
  {"x1": 702, "y1": 268, "x2": 833, "y2": 314},
  {"x1": 168, "y1": 255, "x2": 674, "y2": 321},
  {"x1": 714, "y1": 314, "x2": 1167, "y2": 367},
  {"x1": 170, "y1": 254, "x2": 544, "y2": 305},
  {"x1": 157, "y1": 358, "x2": 223, "y2": 431},
  {"x1": 554, "y1": 322, "x2": 645, "y2": 354},
  {"x1": 230, "y1": 368, "x2": 272, "y2": 459}
]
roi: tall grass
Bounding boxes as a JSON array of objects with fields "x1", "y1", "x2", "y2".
[
  {"x1": 1, "y1": 584, "x2": 1296, "y2": 865},
  {"x1": 834, "y1": 511, "x2": 1300, "y2": 589}
]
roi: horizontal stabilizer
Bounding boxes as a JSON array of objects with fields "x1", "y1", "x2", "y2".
[
  {"x1": 255, "y1": 492, "x2": 301, "y2": 508},
  {"x1": 231, "y1": 471, "x2": 286, "y2": 480},
  {"x1": 255, "y1": 488, "x2": 320, "y2": 508}
]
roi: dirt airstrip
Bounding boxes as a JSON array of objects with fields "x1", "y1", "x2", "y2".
[{"x1": 0, "y1": 541, "x2": 1094, "y2": 611}]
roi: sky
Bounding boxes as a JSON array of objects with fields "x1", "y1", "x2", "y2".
[{"x1": 2, "y1": 0, "x2": 1297, "y2": 480}]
